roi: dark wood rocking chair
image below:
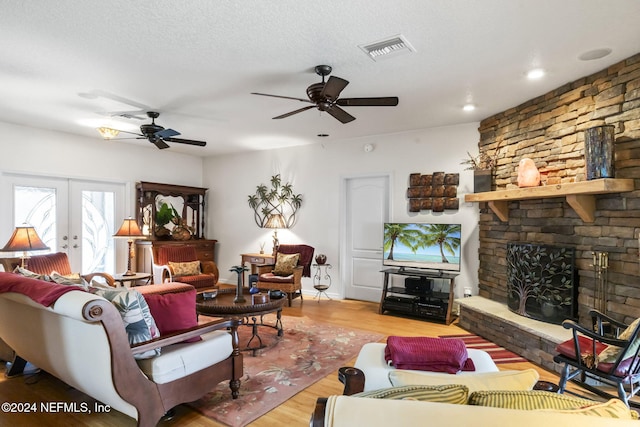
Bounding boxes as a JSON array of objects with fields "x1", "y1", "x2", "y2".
[{"x1": 554, "y1": 309, "x2": 640, "y2": 408}]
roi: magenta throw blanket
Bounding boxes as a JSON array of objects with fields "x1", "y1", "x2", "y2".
[
  {"x1": 385, "y1": 336, "x2": 475, "y2": 373},
  {"x1": 0, "y1": 272, "x2": 84, "y2": 307}
]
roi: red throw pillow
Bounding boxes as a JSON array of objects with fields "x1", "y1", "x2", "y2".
[{"x1": 143, "y1": 288, "x2": 201, "y2": 343}]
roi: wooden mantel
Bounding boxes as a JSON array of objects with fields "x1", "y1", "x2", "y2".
[{"x1": 464, "y1": 178, "x2": 635, "y2": 222}]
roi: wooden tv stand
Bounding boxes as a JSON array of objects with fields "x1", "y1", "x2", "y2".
[{"x1": 379, "y1": 268, "x2": 458, "y2": 325}]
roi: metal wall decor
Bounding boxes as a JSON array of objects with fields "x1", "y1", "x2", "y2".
[{"x1": 407, "y1": 172, "x2": 459, "y2": 213}]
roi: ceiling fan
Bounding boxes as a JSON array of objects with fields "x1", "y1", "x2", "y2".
[
  {"x1": 99, "y1": 111, "x2": 207, "y2": 150},
  {"x1": 251, "y1": 65, "x2": 399, "y2": 123}
]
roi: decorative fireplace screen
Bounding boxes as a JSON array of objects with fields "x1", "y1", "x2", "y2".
[{"x1": 506, "y1": 243, "x2": 578, "y2": 325}]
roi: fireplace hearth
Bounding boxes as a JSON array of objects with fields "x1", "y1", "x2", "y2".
[{"x1": 506, "y1": 243, "x2": 578, "y2": 325}]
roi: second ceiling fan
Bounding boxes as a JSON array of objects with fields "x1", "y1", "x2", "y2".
[{"x1": 251, "y1": 65, "x2": 399, "y2": 124}]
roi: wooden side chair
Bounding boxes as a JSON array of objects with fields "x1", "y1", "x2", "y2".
[
  {"x1": 554, "y1": 309, "x2": 640, "y2": 408},
  {"x1": 256, "y1": 244, "x2": 314, "y2": 306}
]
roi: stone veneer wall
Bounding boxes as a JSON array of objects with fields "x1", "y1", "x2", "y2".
[{"x1": 474, "y1": 52, "x2": 640, "y2": 327}]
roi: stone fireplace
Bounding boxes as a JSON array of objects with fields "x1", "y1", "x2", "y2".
[{"x1": 458, "y1": 52, "x2": 640, "y2": 374}]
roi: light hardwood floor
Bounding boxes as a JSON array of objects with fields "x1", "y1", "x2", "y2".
[{"x1": 0, "y1": 297, "x2": 588, "y2": 426}]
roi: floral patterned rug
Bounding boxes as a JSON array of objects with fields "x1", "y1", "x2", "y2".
[{"x1": 188, "y1": 315, "x2": 383, "y2": 427}]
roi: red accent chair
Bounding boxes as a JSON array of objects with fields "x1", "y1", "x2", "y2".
[
  {"x1": 152, "y1": 244, "x2": 218, "y2": 290},
  {"x1": 256, "y1": 244, "x2": 314, "y2": 306}
]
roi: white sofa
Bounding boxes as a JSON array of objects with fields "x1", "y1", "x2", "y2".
[
  {"x1": 0, "y1": 273, "x2": 243, "y2": 427},
  {"x1": 315, "y1": 395, "x2": 640, "y2": 427}
]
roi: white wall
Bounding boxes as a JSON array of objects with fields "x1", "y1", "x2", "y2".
[
  {"x1": 203, "y1": 122, "x2": 482, "y2": 299},
  {"x1": 0, "y1": 119, "x2": 483, "y2": 299},
  {"x1": 0, "y1": 120, "x2": 204, "y2": 242}
]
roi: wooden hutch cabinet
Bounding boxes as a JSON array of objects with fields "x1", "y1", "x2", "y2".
[{"x1": 134, "y1": 181, "x2": 217, "y2": 277}]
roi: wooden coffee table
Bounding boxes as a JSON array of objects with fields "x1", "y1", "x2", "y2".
[{"x1": 196, "y1": 288, "x2": 286, "y2": 355}]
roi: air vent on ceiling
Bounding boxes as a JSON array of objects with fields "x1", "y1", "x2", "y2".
[{"x1": 359, "y1": 35, "x2": 415, "y2": 61}]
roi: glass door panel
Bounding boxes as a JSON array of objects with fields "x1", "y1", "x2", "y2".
[{"x1": 4, "y1": 174, "x2": 125, "y2": 274}]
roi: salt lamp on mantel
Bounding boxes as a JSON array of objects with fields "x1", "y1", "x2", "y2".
[{"x1": 517, "y1": 158, "x2": 541, "y2": 187}]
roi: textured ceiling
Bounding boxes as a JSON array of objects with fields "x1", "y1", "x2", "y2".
[{"x1": 1, "y1": 0, "x2": 639, "y2": 156}]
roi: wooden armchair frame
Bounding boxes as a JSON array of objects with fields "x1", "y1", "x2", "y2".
[
  {"x1": 255, "y1": 244, "x2": 314, "y2": 306},
  {"x1": 554, "y1": 309, "x2": 640, "y2": 408},
  {"x1": 9, "y1": 298, "x2": 243, "y2": 427}
]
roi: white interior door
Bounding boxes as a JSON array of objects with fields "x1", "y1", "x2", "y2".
[
  {"x1": 3, "y1": 173, "x2": 125, "y2": 274},
  {"x1": 343, "y1": 175, "x2": 390, "y2": 302}
]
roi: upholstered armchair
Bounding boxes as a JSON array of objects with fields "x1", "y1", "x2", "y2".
[
  {"x1": 152, "y1": 244, "x2": 218, "y2": 290},
  {"x1": 0, "y1": 252, "x2": 115, "y2": 287},
  {"x1": 256, "y1": 244, "x2": 314, "y2": 306}
]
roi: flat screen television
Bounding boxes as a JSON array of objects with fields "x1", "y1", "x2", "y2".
[{"x1": 383, "y1": 223, "x2": 461, "y2": 272}]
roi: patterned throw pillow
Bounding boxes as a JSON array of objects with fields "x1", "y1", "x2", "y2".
[
  {"x1": 169, "y1": 261, "x2": 201, "y2": 276},
  {"x1": 597, "y1": 317, "x2": 640, "y2": 364},
  {"x1": 13, "y1": 266, "x2": 50, "y2": 281},
  {"x1": 469, "y1": 391, "x2": 638, "y2": 419},
  {"x1": 89, "y1": 286, "x2": 161, "y2": 359},
  {"x1": 50, "y1": 271, "x2": 89, "y2": 289},
  {"x1": 354, "y1": 384, "x2": 469, "y2": 405},
  {"x1": 272, "y1": 253, "x2": 299, "y2": 276},
  {"x1": 468, "y1": 389, "x2": 599, "y2": 409}
]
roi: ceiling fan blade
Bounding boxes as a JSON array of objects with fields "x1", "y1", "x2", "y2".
[
  {"x1": 151, "y1": 138, "x2": 170, "y2": 149},
  {"x1": 251, "y1": 92, "x2": 313, "y2": 103},
  {"x1": 273, "y1": 105, "x2": 316, "y2": 119},
  {"x1": 336, "y1": 97, "x2": 399, "y2": 107},
  {"x1": 99, "y1": 110, "x2": 148, "y2": 120},
  {"x1": 164, "y1": 137, "x2": 207, "y2": 147},
  {"x1": 155, "y1": 128, "x2": 180, "y2": 139},
  {"x1": 321, "y1": 76, "x2": 349, "y2": 101},
  {"x1": 326, "y1": 105, "x2": 356, "y2": 124}
]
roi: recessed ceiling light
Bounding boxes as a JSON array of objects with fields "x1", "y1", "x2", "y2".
[
  {"x1": 463, "y1": 104, "x2": 476, "y2": 112},
  {"x1": 579, "y1": 48, "x2": 612, "y2": 61},
  {"x1": 527, "y1": 68, "x2": 545, "y2": 80}
]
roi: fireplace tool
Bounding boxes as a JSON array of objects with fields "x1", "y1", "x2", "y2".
[{"x1": 592, "y1": 251, "x2": 609, "y2": 330}]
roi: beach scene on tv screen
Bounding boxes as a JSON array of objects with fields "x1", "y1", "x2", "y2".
[{"x1": 383, "y1": 223, "x2": 461, "y2": 270}]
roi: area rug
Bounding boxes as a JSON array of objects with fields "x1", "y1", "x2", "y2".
[
  {"x1": 189, "y1": 315, "x2": 383, "y2": 427},
  {"x1": 438, "y1": 334, "x2": 527, "y2": 364}
]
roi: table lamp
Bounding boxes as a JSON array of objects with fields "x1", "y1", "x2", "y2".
[
  {"x1": 265, "y1": 213, "x2": 286, "y2": 256},
  {"x1": 1, "y1": 224, "x2": 50, "y2": 268},
  {"x1": 113, "y1": 217, "x2": 144, "y2": 276}
]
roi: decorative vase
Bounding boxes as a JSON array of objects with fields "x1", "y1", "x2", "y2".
[
  {"x1": 249, "y1": 283, "x2": 260, "y2": 294},
  {"x1": 584, "y1": 125, "x2": 615, "y2": 180},
  {"x1": 473, "y1": 169, "x2": 493, "y2": 193},
  {"x1": 315, "y1": 254, "x2": 327, "y2": 265}
]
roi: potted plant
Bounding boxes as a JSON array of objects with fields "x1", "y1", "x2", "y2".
[
  {"x1": 461, "y1": 146, "x2": 500, "y2": 193},
  {"x1": 155, "y1": 202, "x2": 180, "y2": 239}
]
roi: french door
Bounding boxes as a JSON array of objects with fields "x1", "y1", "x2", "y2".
[{"x1": 2, "y1": 173, "x2": 125, "y2": 274}]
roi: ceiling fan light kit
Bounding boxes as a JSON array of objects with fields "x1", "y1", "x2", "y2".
[
  {"x1": 252, "y1": 65, "x2": 398, "y2": 124},
  {"x1": 97, "y1": 127, "x2": 120, "y2": 139},
  {"x1": 97, "y1": 111, "x2": 207, "y2": 150}
]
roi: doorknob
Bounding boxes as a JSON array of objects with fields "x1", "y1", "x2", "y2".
[
  {"x1": 73, "y1": 244, "x2": 79, "y2": 249},
  {"x1": 61, "y1": 244, "x2": 68, "y2": 249},
  {"x1": 63, "y1": 236, "x2": 68, "y2": 240}
]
